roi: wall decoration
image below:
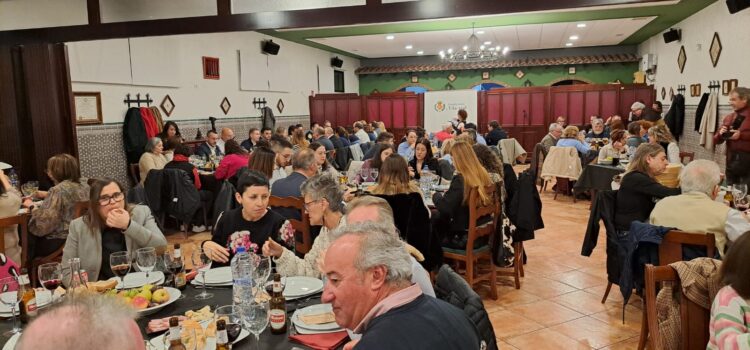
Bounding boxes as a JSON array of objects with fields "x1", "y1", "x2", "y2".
[
  {"x1": 677, "y1": 46, "x2": 687, "y2": 74},
  {"x1": 203, "y1": 56, "x2": 220, "y2": 80},
  {"x1": 371, "y1": 89, "x2": 380, "y2": 94},
  {"x1": 482, "y1": 71, "x2": 490, "y2": 80},
  {"x1": 276, "y1": 99, "x2": 285, "y2": 113},
  {"x1": 160, "y1": 94, "x2": 175, "y2": 117},
  {"x1": 444, "y1": 83, "x2": 455, "y2": 90},
  {"x1": 515, "y1": 70, "x2": 525, "y2": 79},
  {"x1": 722, "y1": 79, "x2": 738, "y2": 96},
  {"x1": 690, "y1": 84, "x2": 701, "y2": 97},
  {"x1": 523, "y1": 79, "x2": 533, "y2": 87},
  {"x1": 447, "y1": 73, "x2": 457, "y2": 82},
  {"x1": 608, "y1": 79, "x2": 623, "y2": 84},
  {"x1": 709, "y1": 32, "x2": 722, "y2": 67},
  {"x1": 220, "y1": 97, "x2": 231, "y2": 115},
  {"x1": 73, "y1": 92, "x2": 102, "y2": 125},
  {"x1": 661, "y1": 87, "x2": 666, "y2": 100},
  {"x1": 411, "y1": 75, "x2": 419, "y2": 83},
  {"x1": 568, "y1": 67, "x2": 576, "y2": 75}
]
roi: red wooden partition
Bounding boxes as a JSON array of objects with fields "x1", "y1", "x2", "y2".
[
  {"x1": 365, "y1": 92, "x2": 423, "y2": 141},
  {"x1": 479, "y1": 87, "x2": 548, "y2": 153},
  {"x1": 550, "y1": 84, "x2": 620, "y2": 127},
  {"x1": 309, "y1": 93, "x2": 363, "y2": 127},
  {"x1": 618, "y1": 84, "x2": 656, "y2": 118}
]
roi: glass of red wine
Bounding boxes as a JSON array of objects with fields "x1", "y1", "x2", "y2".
[
  {"x1": 109, "y1": 251, "x2": 131, "y2": 288},
  {"x1": 38, "y1": 262, "x2": 63, "y2": 298},
  {"x1": 215, "y1": 305, "x2": 243, "y2": 344}
]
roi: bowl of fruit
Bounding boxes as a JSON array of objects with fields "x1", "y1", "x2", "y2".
[{"x1": 107, "y1": 284, "x2": 180, "y2": 316}]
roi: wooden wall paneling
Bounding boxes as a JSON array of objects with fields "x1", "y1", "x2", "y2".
[
  {"x1": 0, "y1": 46, "x2": 24, "y2": 175},
  {"x1": 392, "y1": 97, "x2": 405, "y2": 128},
  {"x1": 501, "y1": 94, "x2": 515, "y2": 127},
  {"x1": 323, "y1": 99, "x2": 336, "y2": 125},
  {"x1": 335, "y1": 98, "x2": 348, "y2": 127},
  {"x1": 567, "y1": 91, "x2": 585, "y2": 126},
  {"x1": 379, "y1": 99, "x2": 393, "y2": 127},
  {"x1": 516, "y1": 92, "x2": 531, "y2": 127},
  {"x1": 405, "y1": 97, "x2": 418, "y2": 126},
  {"x1": 584, "y1": 90, "x2": 600, "y2": 118},
  {"x1": 552, "y1": 91, "x2": 569, "y2": 126},
  {"x1": 601, "y1": 90, "x2": 619, "y2": 118},
  {"x1": 530, "y1": 92, "x2": 545, "y2": 125},
  {"x1": 348, "y1": 98, "x2": 361, "y2": 126},
  {"x1": 618, "y1": 88, "x2": 636, "y2": 120},
  {"x1": 309, "y1": 97, "x2": 324, "y2": 126}
]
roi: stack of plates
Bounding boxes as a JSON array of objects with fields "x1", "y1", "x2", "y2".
[
  {"x1": 291, "y1": 303, "x2": 343, "y2": 335},
  {"x1": 0, "y1": 290, "x2": 52, "y2": 317},
  {"x1": 190, "y1": 266, "x2": 232, "y2": 287},
  {"x1": 283, "y1": 276, "x2": 323, "y2": 300},
  {"x1": 111, "y1": 271, "x2": 165, "y2": 289}
]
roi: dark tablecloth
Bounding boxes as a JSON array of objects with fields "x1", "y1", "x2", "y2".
[{"x1": 573, "y1": 164, "x2": 625, "y2": 194}]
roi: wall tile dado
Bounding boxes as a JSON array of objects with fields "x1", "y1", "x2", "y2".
[
  {"x1": 76, "y1": 116, "x2": 309, "y2": 188},
  {"x1": 662, "y1": 103, "x2": 729, "y2": 170}
]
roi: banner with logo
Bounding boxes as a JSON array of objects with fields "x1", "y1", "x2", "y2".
[{"x1": 423, "y1": 89, "x2": 478, "y2": 134}]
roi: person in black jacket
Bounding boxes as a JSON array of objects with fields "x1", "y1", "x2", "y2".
[
  {"x1": 614, "y1": 143, "x2": 680, "y2": 231},
  {"x1": 485, "y1": 121, "x2": 508, "y2": 146},
  {"x1": 409, "y1": 138, "x2": 440, "y2": 180}
]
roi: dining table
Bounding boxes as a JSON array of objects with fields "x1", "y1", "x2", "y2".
[{"x1": 573, "y1": 163, "x2": 625, "y2": 195}]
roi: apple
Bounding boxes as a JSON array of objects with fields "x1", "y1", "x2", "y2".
[
  {"x1": 131, "y1": 296, "x2": 149, "y2": 310},
  {"x1": 138, "y1": 289, "x2": 152, "y2": 302},
  {"x1": 152, "y1": 289, "x2": 170, "y2": 304}
]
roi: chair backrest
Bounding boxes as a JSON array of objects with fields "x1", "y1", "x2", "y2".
[
  {"x1": 530, "y1": 143, "x2": 545, "y2": 184},
  {"x1": 659, "y1": 230, "x2": 716, "y2": 265},
  {"x1": 467, "y1": 185, "x2": 499, "y2": 252},
  {"x1": 268, "y1": 196, "x2": 312, "y2": 255},
  {"x1": 644, "y1": 264, "x2": 711, "y2": 350},
  {"x1": 74, "y1": 201, "x2": 90, "y2": 219},
  {"x1": 679, "y1": 152, "x2": 695, "y2": 165},
  {"x1": 438, "y1": 159, "x2": 455, "y2": 181},
  {"x1": 540, "y1": 146, "x2": 583, "y2": 181},
  {"x1": 0, "y1": 213, "x2": 29, "y2": 265},
  {"x1": 128, "y1": 163, "x2": 141, "y2": 185}
]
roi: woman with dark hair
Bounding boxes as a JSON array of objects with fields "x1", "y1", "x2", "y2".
[
  {"x1": 356, "y1": 144, "x2": 394, "y2": 184},
  {"x1": 63, "y1": 178, "x2": 166, "y2": 281},
  {"x1": 202, "y1": 170, "x2": 295, "y2": 267},
  {"x1": 708, "y1": 231, "x2": 750, "y2": 348},
  {"x1": 598, "y1": 129, "x2": 628, "y2": 164},
  {"x1": 286, "y1": 125, "x2": 296, "y2": 141},
  {"x1": 215, "y1": 139, "x2": 249, "y2": 181},
  {"x1": 409, "y1": 138, "x2": 440, "y2": 180},
  {"x1": 158, "y1": 121, "x2": 182, "y2": 143},
  {"x1": 29, "y1": 154, "x2": 90, "y2": 261},
  {"x1": 247, "y1": 145, "x2": 276, "y2": 180},
  {"x1": 0, "y1": 170, "x2": 23, "y2": 263},
  {"x1": 472, "y1": 144, "x2": 504, "y2": 186},
  {"x1": 165, "y1": 144, "x2": 201, "y2": 189},
  {"x1": 626, "y1": 121, "x2": 645, "y2": 149},
  {"x1": 162, "y1": 135, "x2": 182, "y2": 162},
  {"x1": 615, "y1": 143, "x2": 680, "y2": 231},
  {"x1": 310, "y1": 142, "x2": 338, "y2": 178},
  {"x1": 336, "y1": 127, "x2": 351, "y2": 147}
]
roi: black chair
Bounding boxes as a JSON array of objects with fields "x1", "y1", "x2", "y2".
[
  {"x1": 374, "y1": 192, "x2": 439, "y2": 270},
  {"x1": 438, "y1": 159, "x2": 455, "y2": 181}
]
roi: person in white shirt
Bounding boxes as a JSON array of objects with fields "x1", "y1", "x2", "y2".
[
  {"x1": 353, "y1": 122, "x2": 370, "y2": 144},
  {"x1": 270, "y1": 139, "x2": 293, "y2": 185},
  {"x1": 216, "y1": 127, "x2": 234, "y2": 154}
]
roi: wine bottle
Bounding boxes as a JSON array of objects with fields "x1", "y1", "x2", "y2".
[
  {"x1": 167, "y1": 317, "x2": 186, "y2": 350},
  {"x1": 173, "y1": 244, "x2": 187, "y2": 291},
  {"x1": 18, "y1": 269, "x2": 37, "y2": 324},
  {"x1": 215, "y1": 319, "x2": 230, "y2": 350},
  {"x1": 724, "y1": 186, "x2": 735, "y2": 208},
  {"x1": 269, "y1": 273, "x2": 287, "y2": 334}
]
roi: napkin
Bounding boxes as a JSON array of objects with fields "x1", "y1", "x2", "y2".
[{"x1": 289, "y1": 330, "x2": 349, "y2": 350}]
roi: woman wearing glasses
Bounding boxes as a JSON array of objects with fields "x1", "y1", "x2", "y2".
[{"x1": 62, "y1": 178, "x2": 166, "y2": 281}]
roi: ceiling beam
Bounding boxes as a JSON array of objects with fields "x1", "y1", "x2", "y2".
[
  {"x1": 0, "y1": 0, "x2": 669, "y2": 45},
  {"x1": 86, "y1": 0, "x2": 101, "y2": 26}
]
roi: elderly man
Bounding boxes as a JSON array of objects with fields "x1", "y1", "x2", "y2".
[
  {"x1": 434, "y1": 122, "x2": 454, "y2": 143},
  {"x1": 17, "y1": 294, "x2": 144, "y2": 350},
  {"x1": 585, "y1": 118, "x2": 610, "y2": 142},
  {"x1": 540, "y1": 123, "x2": 563, "y2": 155},
  {"x1": 195, "y1": 130, "x2": 223, "y2": 159},
  {"x1": 216, "y1": 127, "x2": 235, "y2": 154},
  {"x1": 630, "y1": 102, "x2": 646, "y2": 122},
  {"x1": 313, "y1": 126, "x2": 335, "y2": 151},
  {"x1": 715, "y1": 87, "x2": 750, "y2": 185},
  {"x1": 650, "y1": 159, "x2": 750, "y2": 258},
  {"x1": 240, "y1": 127, "x2": 261, "y2": 151},
  {"x1": 322, "y1": 221, "x2": 481, "y2": 350},
  {"x1": 353, "y1": 122, "x2": 370, "y2": 144},
  {"x1": 464, "y1": 123, "x2": 487, "y2": 145}
]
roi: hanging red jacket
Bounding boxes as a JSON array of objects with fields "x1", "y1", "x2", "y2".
[{"x1": 140, "y1": 107, "x2": 159, "y2": 138}]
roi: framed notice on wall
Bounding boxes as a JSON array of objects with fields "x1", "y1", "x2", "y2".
[{"x1": 73, "y1": 92, "x2": 103, "y2": 125}]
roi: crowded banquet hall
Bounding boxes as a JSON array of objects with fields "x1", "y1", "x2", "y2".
[{"x1": 2, "y1": 0, "x2": 750, "y2": 349}]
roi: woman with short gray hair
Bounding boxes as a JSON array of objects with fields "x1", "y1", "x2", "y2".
[
  {"x1": 138, "y1": 137, "x2": 168, "y2": 184},
  {"x1": 262, "y1": 173, "x2": 345, "y2": 277}
]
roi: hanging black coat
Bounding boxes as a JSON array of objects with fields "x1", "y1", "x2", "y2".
[
  {"x1": 375, "y1": 192, "x2": 441, "y2": 270},
  {"x1": 694, "y1": 93, "x2": 710, "y2": 131},
  {"x1": 581, "y1": 190, "x2": 619, "y2": 284},
  {"x1": 123, "y1": 107, "x2": 148, "y2": 164},
  {"x1": 664, "y1": 94, "x2": 685, "y2": 140},
  {"x1": 261, "y1": 106, "x2": 275, "y2": 130},
  {"x1": 507, "y1": 170, "x2": 543, "y2": 242}
]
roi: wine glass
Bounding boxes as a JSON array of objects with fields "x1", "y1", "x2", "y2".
[
  {"x1": 733, "y1": 184, "x2": 748, "y2": 199},
  {"x1": 0, "y1": 276, "x2": 21, "y2": 336},
  {"x1": 369, "y1": 168, "x2": 379, "y2": 182},
  {"x1": 251, "y1": 254, "x2": 271, "y2": 297},
  {"x1": 38, "y1": 262, "x2": 63, "y2": 301},
  {"x1": 215, "y1": 305, "x2": 243, "y2": 344},
  {"x1": 243, "y1": 301, "x2": 269, "y2": 349},
  {"x1": 734, "y1": 194, "x2": 750, "y2": 212},
  {"x1": 136, "y1": 247, "x2": 157, "y2": 279},
  {"x1": 192, "y1": 248, "x2": 213, "y2": 300},
  {"x1": 109, "y1": 251, "x2": 131, "y2": 288}
]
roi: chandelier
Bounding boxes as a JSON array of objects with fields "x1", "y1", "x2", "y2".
[{"x1": 440, "y1": 24, "x2": 509, "y2": 63}]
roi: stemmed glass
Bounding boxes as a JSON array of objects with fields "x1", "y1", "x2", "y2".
[
  {"x1": 243, "y1": 301, "x2": 269, "y2": 349},
  {"x1": 733, "y1": 184, "x2": 748, "y2": 199},
  {"x1": 251, "y1": 254, "x2": 271, "y2": 297},
  {"x1": 734, "y1": 195, "x2": 750, "y2": 212},
  {"x1": 21, "y1": 181, "x2": 38, "y2": 198},
  {"x1": 192, "y1": 248, "x2": 213, "y2": 300},
  {"x1": 136, "y1": 247, "x2": 157, "y2": 279},
  {"x1": 369, "y1": 169, "x2": 379, "y2": 182},
  {"x1": 109, "y1": 251, "x2": 131, "y2": 288},
  {"x1": 215, "y1": 305, "x2": 243, "y2": 344},
  {"x1": 38, "y1": 262, "x2": 63, "y2": 303},
  {"x1": 0, "y1": 276, "x2": 21, "y2": 336}
]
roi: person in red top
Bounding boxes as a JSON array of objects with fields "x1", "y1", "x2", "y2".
[
  {"x1": 714, "y1": 87, "x2": 750, "y2": 185},
  {"x1": 214, "y1": 140, "x2": 249, "y2": 180},
  {"x1": 434, "y1": 122, "x2": 454, "y2": 143}
]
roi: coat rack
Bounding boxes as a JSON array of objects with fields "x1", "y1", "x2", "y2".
[
  {"x1": 676, "y1": 85, "x2": 686, "y2": 95},
  {"x1": 708, "y1": 80, "x2": 721, "y2": 92},
  {"x1": 123, "y1": 93, "x2": 153, "y2": 108},
  {"x1": 252, "y1": 98, "x2": 267, "y2": 110}
]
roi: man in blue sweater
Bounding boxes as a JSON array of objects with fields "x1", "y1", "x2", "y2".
[{"x1": 322, "y1": 222, "x2": 482, "y2": 350}]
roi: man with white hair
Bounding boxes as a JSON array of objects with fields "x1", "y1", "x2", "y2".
[
  {"x1": 17, "y1": 293, "x2": 145, "y2": 350},
  {"x1": 540, "y1": 123, "x2": 562, "y2": 155},
  {"x1": 650, "y1": 159, "x2": 750, "y2": 257},
  {"x1": 322, "y1": 221, "x2": 482, "y2": 350},
  {"x1": 434, "y1": 122, "x2": 454, "y2": 143},
  {"x1": 630, "y1": 101, "x2": 646, "y2": 122}
]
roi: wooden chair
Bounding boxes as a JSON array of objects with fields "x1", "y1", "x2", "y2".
[
  {"x1": 25, "y1": 201, "x2": 89, "y2": 287},
  {"x1": 442, "y1": 185, "x2": 499, "y2": 300},
  {"x1": 644, "y1": 264, "x2": 711, "y2": 350},
  {"x1": 497, "y1": 241, "x2": 524, "y2": 289},
  {"x1": 128, "y1": 163, "x2": 141, "y2": 186},
  {"x1": 679, "y1": 152, "x2": 695, "y2": 165},
  {"x1": 268, "y1": 196, "x2": 312, "y2": 256},
  {"x1": 0, "y1": 212, "x2": 30, "y2": 266},
  {"x1": 637, "y1": 230, "x2": 715, "y2": 350}
]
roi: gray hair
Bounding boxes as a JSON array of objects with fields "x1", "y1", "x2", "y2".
[
  {"x1": 300, "y1": 173, "x2": 345, "y2": 213},
  {"x1": 679, "y1": 159, "x2": 721, "y2": 195},
  {"x1": 313, "y1": 126, "x2": 325, "y2": 136},
  {"x1": 292, "y1": 148, "x2": 316, "y2": 171},
  {"x1": 631, "y1": 102, "x2": 646, "y2": 111},
  {"x1": 330, "y1": 222, "x2": 413, "y2": 285},
  {"x1": 144, "y1": 137, "x2": 162, "y2": 153},
  {"x1": 345, "y1": 195, "x2": 397, "y2": 232},
  {"x1": 443, "y1": 122, "x2": 453, "y2": 130},
  {"x1": 17, "y1": 293, "x2": 139, "y2": 350},
  {"x1": 548, "y1": 123, "x2": 563, "y2": 133}
]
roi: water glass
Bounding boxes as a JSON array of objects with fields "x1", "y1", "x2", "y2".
[
  {"x1": 215, "y1": 305, "x2": 243, "y2": 343},
  {"x1": 0, "y1": 277, "x2": 21, "y2": 336},
  {"x1": 251, "y1": 254, "x2": 271, "y2": 297},
  {"x1": 192, "y1": 248, "x2": 213, "y2": 300},
  {"x1": 243, "y1": 301, "x2": 269, "y2": 349},
  {"x1": 136, "y1": 247, "x2": 157, "y2": 278},
  {"x1": 733, "y1": 184, "x2": 748, "y2": 199}
]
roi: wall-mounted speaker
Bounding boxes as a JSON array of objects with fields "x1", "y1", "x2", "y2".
[
  {"x1": 727, "y1": 0, "x2": 750, "y2": 13},
  {"x1": 330, "y1": 57, "x2": 343, "y2": 68},
  {"x1": 663, "y1": 28, "x2": 681, "y2": 43},
  {"x1": 262, "y1": 40, "x2": 280, "y2": 55}
]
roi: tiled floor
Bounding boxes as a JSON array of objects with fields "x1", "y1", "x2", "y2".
[{"x1": 165, "y1": 167, "x2": 644, "y2": 350}]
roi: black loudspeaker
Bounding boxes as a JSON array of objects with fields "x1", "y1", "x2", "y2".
[
  {"x1": 262, "y1": 40, "x2": 280, "y2": 55},
  {"x1": 727, "y1": 0, "x2": 750, "y2": 13},
  {"x1": 330, "y1": 57, "x2": 343, "y2": 68},
  {"x1": 663, "y1": 28, "x2": 681, "y2": 43}
]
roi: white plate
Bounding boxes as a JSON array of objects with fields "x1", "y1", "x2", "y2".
[
  {"x1": 148, "y1": 319, "x2": 249, "y2": 349},
  {"x1": 137, "y1": 287, "x2": 181, "y2": 316},
  {"x1": 2, "y1": 332, "x2": 20, "y2": 350},
  {"x1": 283, "y1": 277, "x2": 323, "y2": 298},
  {"x1": 112, "y1": 271, "x2": 165, "y2": 289},
  {"x1": 194, "y1": 267, "x2": 232, "y2": 285},
  {"x1": 0, "y1": 290, "x2": 52, "y2": 316},
  {"x1": 190, "y1": 279, "x2": 232, "y2": 287},
  {"x1": 295, "y1": 324, "x2": 344, "y2": 335},
  {"x1": 292, "y1": 303, "x2": 341, "y2": 331}
]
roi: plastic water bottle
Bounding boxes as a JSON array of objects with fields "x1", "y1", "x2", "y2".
[
  {"x1": 231, "y1": 247, "x2": 253, "y2": 306},
  {"x1": 7, "y1": 169, "x2": 19, "y2": 190}
]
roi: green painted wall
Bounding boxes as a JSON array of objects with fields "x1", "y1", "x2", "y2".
[{"x1": 358, "y1": 62, "x2": 639, "y2": 94}]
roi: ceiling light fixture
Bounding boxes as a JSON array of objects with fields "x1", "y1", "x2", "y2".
[
  {"x1": 502, "y1": 46, "x2": 510, "y2": 55},
  {"x1": 569, "y1": 35, "x2": 579, "y2": 40},
  {"x1": 565, "y1": 43, "x2": 573, "y2": 47},
  {"x1": 416, "y1": 51, "x2": 424, "y2": 55},
  {"x1": 405, "y1": 45, "x2": 413, "y2": 49},
  {"x1": 386, "y1": 35, "x2": 395, "y2": 40},
  {"x1": 577, "y1": 23, "x2": 587, "y2": 28},
  {"x1": 441, "y1": 23, "x2": 504, "y2": 63}
]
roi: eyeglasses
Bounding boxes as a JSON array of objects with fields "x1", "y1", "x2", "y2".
[
  {"x1": 98, "y1": 192, "x2": 124, "y2": 205},
  {"x1": 303, "y1": 199, "x2": 321, "y2": 210}
]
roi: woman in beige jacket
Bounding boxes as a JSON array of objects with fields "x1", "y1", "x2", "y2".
[
  {"x1": 63, "y1": 178, "x2": 166, "y2": 282},
  {"x1": 138, "y1": 137, "x2": 168, "y2": 185},
  {"x1": 0, "y1": 170, "x2": 24, "y2": 264}
]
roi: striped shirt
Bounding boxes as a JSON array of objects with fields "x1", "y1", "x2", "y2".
[{"x1": 708, "y1": 285, "x2": 750, "y2": 349}]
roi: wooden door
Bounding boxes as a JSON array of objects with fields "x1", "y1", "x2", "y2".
[{"x1": 481, "y1": 87, "x2": 548, "y2": 152}]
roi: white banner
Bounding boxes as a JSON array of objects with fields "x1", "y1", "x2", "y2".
[{"x1": 423, "y1": 89, "x2": 478, "y2": 134}]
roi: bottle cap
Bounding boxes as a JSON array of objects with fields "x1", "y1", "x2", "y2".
[{"x1": 236, "y1": 246, "x2": 246, "y2": 253}]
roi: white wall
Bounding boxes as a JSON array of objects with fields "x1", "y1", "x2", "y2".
[
  {"x1": 0, "y1": 0, "x2": 87, "y2": 31},
  {"x1": 68, "y1": 31, "x2": 360, "y2": 123},
  {"x1": 638, "y1": 1, "x2": 750, "y2": 105}
]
